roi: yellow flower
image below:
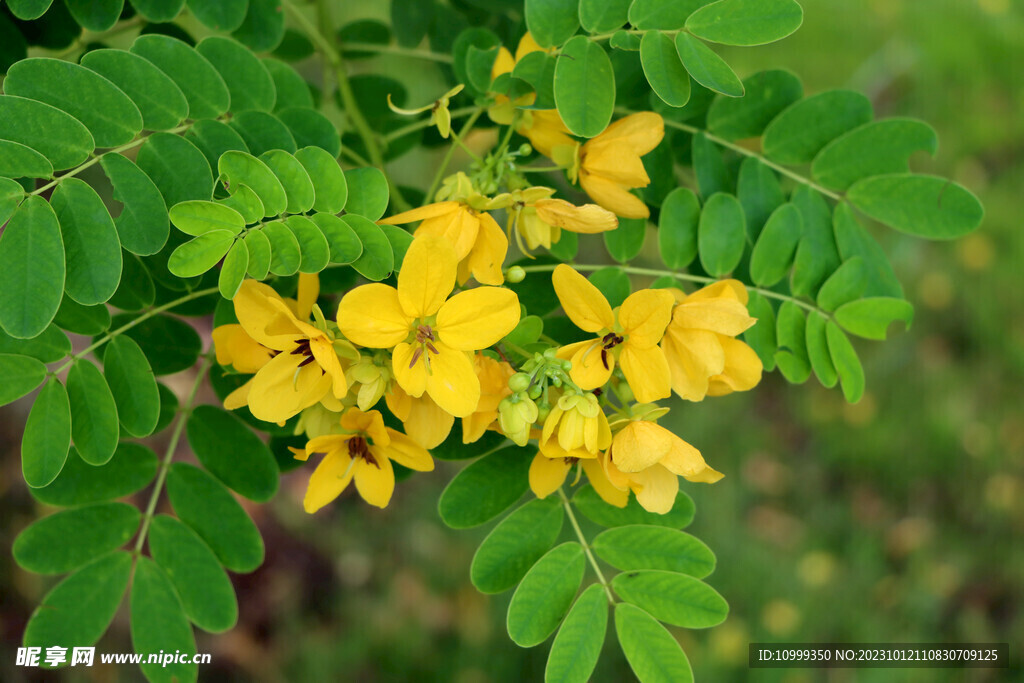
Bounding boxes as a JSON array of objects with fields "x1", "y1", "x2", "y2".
[
  {"x1": 497, "y1": 393, "x2": 538, "y2": 446},
  {"x1": 493, "y1": 187, "x2": 617, "y2": 253},
  {"x1": 220, "y1": 277, "x2": 350, "y2": 423},
  {"x1": 296, "y1": 409, "x2": 434, "y2": 511},
  {"x1": 337, "y1": 235, "x2": 520, "y2": 418},
  {"x1": 538, "y1": 392, "x2": 611, "y2": 460},
  {"x1": 379, "y1": 192, "x2": 508, "y2": 286},
  {"x1": 660, "y1": 280, "x2": 762, "y2": 401},
  {"x1": 345, "y1": 353, "x2": 392, "y2": 411},
  {"x1": 603, "y1": 418, "x2": 722, "y2": 514},
  {"x1": 553, "y1": 265, "x2": 674, "y2": 402},
  {"x1": 463, "y1": 353, "x2": 515, "y2": 443},
  {"x1": 385, "y1": 383, "x2": 453, "y2": 449},
  {"x1": 566, "y1": 112, "x2": 664, "y2": 219},
  {"x1": 528, "y1": 451, "x2": 627, "y2": 506},
  {"x1": 294, "y1": 403, "x2": 345, "y2": 440}
]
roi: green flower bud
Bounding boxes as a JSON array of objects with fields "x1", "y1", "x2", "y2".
[
  {"x1": 508, "y1": 372, "x2": 531, "y2": 393},
  {"x1": 506, "y1": 265, "x2": 526, "y2": 283}
]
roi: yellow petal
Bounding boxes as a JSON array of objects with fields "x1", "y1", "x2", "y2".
[
  {"x1": 579, "y1": 173, "x2": 650, "y2": 219},
  {"x1": 672, "y1": 298, "x2": 755, "y2": 336},
  {"x1": 425, "y1": 343, "x2": 480, "y2": 418},
  {"x1": 305, "y1": 433, "x2": 350, "y2": 457},
  {"x1": 436, "y1": 286, "x2": 521, "y2": 350},
  {"x1": 521, "y1": 110, "x2": 575, "y2": 159},
  {"x1": 396, "y1": 235, "x2": 457, "y2": 318},
  {"x1": 661, "y1": 328, "x2": 723, "y2": 401},
  {"x1": 515, "y1": 32, "x2": 545, "y2": 61},
  {"x1": 588, "y1": 112, "x2": 664, "y2": 156},
  {"x1": 552, "y1": 264, "x2": 614, "y2": 333},
  {"x1": 295, "y1": 273, "x2": 320, "y2": 320},
  {"x1": 707, "y1": 337, "x2": 763, "y2": 396},
  {"x1": 303, "y1": 449, "x2": 354, "y2": 513},
  {"x1": 529, "y1": 453, "x2": 572, "y2": 499},
  {"x1": 248, "y1": 351, "x2": 329, "y2": 422},
  {"x1": 223, "y1": 377, "x2": 253, "y2": 411},
  {"x1": 582, "y1": 141, "x2": 651, "y2": 187},
  {"x1": 683, "y1": 464, "x2": 725, "y2": 484},
  {"x1": 342, "y1": 407, "x2": 390, "y2": 445},
  {"x1": 399, "y1": 394, "x2": 454, "y2": 449},
  {"x1": 619, "y1": 343, "x2": 672, "y2": 403},
  {"x1": 416, "y1": 206, "x2": 479, "y2": 261},
  {"x1": 659, "y1": 431, "x2": 709, "y2": 478},
  {"x1": 612, "y1": 421, "x2": 673, "y2": 472},
  {"x1": 234, "y1": 279, "x2": 301, "y2": 350},
  {"x1": 381, "y1": 429, "x2": 435, "y2": 471},
  {"x1": 491, "y1": 46, "x2": 514, "y2": 79},
  {"x1": 462, "y1": 212, "x2": 508, "y2": 286},
  {"x1": 354, "y1": 450, "x2": 395, "y2": 508},
  {"x1": 619, "y1": 289, "x2": 675, "y2": 346},
  {"x1": 629, "y1": 464, "x2": 678, "y2": 514},
  {"x1": 379, "y1": 201, "x2": 461, "y2": 226},
  {"x1": 385, "y1": 383, "x2": 411, "y2": 420},
  {"x1": 534, "y1": 198, "x2": 618, "y2": 235},
  {"x1": 462, "y1": 411, "x2": 495, "y2": 444},
  {"x1": 337, "y1": 284, "x2": 413, "y2": 348},
  {"x1": 686, "y1": 278, "x2": 749, "y2": 305},
  {"x1": 309, "y1": 336, "x2": 348, "y2": 399},
  {"x1": 562, "y1": 339, "x2": 614, "y2": 391},
  {"x1": 212, "y1": 324, "x2": 274, "y2": 373},
  {"x1": 582, "y1": 457, "x2": 628, "y2": 507},
  {"x1": 391, "y1": 342, "x2": 428, "y2": 398}
]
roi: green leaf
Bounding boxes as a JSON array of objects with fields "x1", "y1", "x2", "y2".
[
  {"x1": 640, "y1": 31, "x2": 691, "y2": 108},
  {"x1": 774, "y1": 301, "x2": 810, "y2": 383},
  {"x1": 610, "y1": 30, "x2": 642, "y2": 51},
  {"x1": 762, "y1": 89, "x2": 873, "y2": 164},
  {"x1": 614, "y1": 602, "x2": 694, "y2": 683},
  {"x1": 262, "y1": 150, "x2": 315, "y2": 214},
  {"x1": 573, "y1": 484, "x2": 695, "y2": 528},
  {"x1": 629, "y1": 0, "x2": 711, "y2": 30},
  {"x1": 187, "y1": 405, "x2": 278, "y2": 502},
  {"x1": 580, "y1": 0, "x2": 631, "y2": 32},
  {"x1": 100, "y1": 153, "x2": 170, "y2": 256},
  {"x1": 218, "y1": 183, "x2": 264, "y2": 224},
  {"x1": 698, "y1": 192, "x2": 745, "y2": 276},
  {"x1": 170, "y1": 200, "x2": 245, "y2": 237},
  {"x1": 5, "y1": 57, "x2": 143, "y2": 147},
  {"x1": 658, "y1": 188, "x2": 700, "y2": 269},
  {"x1": 188, "y1": 0, "x2": 248, "y2": 32},
  {"x1": 833, "y1": 297, "x2": 914, "y2": 340},
  {"x1": 832, "y1": 203, "x2": 902, "y2": 298},
  {"x1": 789, "y1": 185, "x2": 839, "y2": 297},
  {"x1": 749, "y1": 202, "x2": 801, "y2": 287},
  {"x1": 168, "y1": 230, "x2": 235, "y2": 278},
  {"x1": 81, "y1": 48, "x2": 189, "y2": 131},
  {"x1": 343, "y1": 167, "x2": 389, "y2": 220},
  {"x1": 131, "y1": 0, "x2": 186, "y2": 22},
  {"x1": 554, "y1": 36, "x2": 616, "y2": 138},
  {"x1": 243, "y1": 229, "x2": 272, "y2": 279},
  {"x1": 706, "y1": 69, "x2": 802, "y2": 140},
  {"x1": 438, "y1": 445, "x2": 532, "y2": 529},
  {"x1": 14, "y1": 503, "x2": 140, "y2": 574},
  {"x1": 277, "y1": 107, "x2": 343, "y2": 159},
  {"x1": 154, "y1": 383, "x2": 179, "y2": 433},
  {"x1": 264, "y1": 57, "x2": 314, "y2": 110},
  {"x1": 262, "y1": 221, "x2": 301, "y2": 275},
  {"x1": 296, "y1": 146, "x2": 347, "y2": 213},
  {"x1": 691, "y1": 132, "x2": 732, "y2": 198},
  {"x1": 593, "y1": 526, "x2": 715, "y2": 577},
  {"x1": 0, "y1": 95, "x2": 94, "y2": 171},
  {"x1": 0, "y1": 353, "x2": 47, "y2": 407},
  {"x1": 7, "y1": 0, "x2": 55, "y2": 21},
  {"x1": 512, "y1": 51, "x2": 558, "y2": 109},
  {"x1": 826, "y1": 321, "x2": 864, "y2": 403},
  {"x1": 219, "y1": 150, "x2": 288, "y2": 218},
  {"x1": 736, "y1": 157, "x2": 785, "y2": 240},
  {"x1": 148, "y1": 515, "x2": 239, "y2": 633},
  {"x1": 233, "y1": 0, "x2": 286, "y2": 52},
  {"x1": 686, "y1": 0, "x2": 803, "y2": 46},
  {"x1": 612, "y1": 570, "x2": 728, "y2": 628},
  {"x1": 109, "y1": 312, "x2": 202, "y2": 375},
  {"x1": 505, "y1": 315, "x2": 544, "y2": 347},
  {"x1": 548, "y1": 230, "x2": 578, "y2": 261},
  {"x1": 31, "y1": 443, "x2": 158, "y2": 506},
  {"x1": 22, "y1": 377, "x2": 71, "y2": 488},
  {"x1": 381, "y1": 224, "x2": 414, "y2": 271},
  {"x1": 64, "y1": 0, "x2": 123, "y2": 31},
  {"x1": 286, "y1": 215, "x2": 331, "y2": 273},
  {"x1": 391, "y1": 0, "x2": 433, "y2": 47},
  {"x1": 0, "y1": 196, "x2": 65, "y2": 339},
  {"x1": 816, "y1": 257, "x2": 867, "y2": 312},
  {"x1": 674, "y1": 33, "x2": 743, "y2": 97},
  {"x1": 605, "y1": 216, "x2": 646, "y2": 262},
  {"x1": 67, "y1": 359, "x2": 119, "y2": 466},
  {"x1": 186, "y1": 119, "x2": 251, "y2": 172},
  {"x1": 526, "y1": 0, "x2": 579, "y2": 47},
  {"x1": 217, "y1": 240, "x2": 247, "y2": 299},
  {"x1": 23, "y1": 552, "x2": 132, "y2": 653},
  {"x1": 131, "y1": 557, "x2": 198, "y2": 683},
  {"x1": 805, "y1": 312, "x2": 837, "y2": 388},
  {"x1": 0, "y1": 323, "x2": 71, "y2": 363},
  {"x1": 1, "y1": 179, "x2": 27, "y2": 228},
  {"x1": 453, "y1": 28, "x2": 502, "y2": 97},
  {"x1": 131, "y1": 34, "x2": 230, "y2": 120},
  {"x1": 470, "y1": 498, "x2": 564, "y2": 594},
  {"x1": 229, "y1": 110, "x2": 297, "y2": 156},
  {"x1": 811, "y1": 118, "x2": 938, "y2": 190},
  {"x1": 167, "y1": 463, "x2": 264, "y2": 572},
  {"x1": 0, "y1": 140, "x2": 53, "y2": 179},
  {"x1": 50, "y1": 178, "x2": 122, "y2": 305},
  {"x1": 104, "y1": 335, "x2": 161, "y2": 437},
  {"x1": 847, "y1": 174, "x2": 984, "y2": 239},
  {"x1": 197, "y1": 36, "x2": 276, "y2": 112},
  {"x1": 742, "y1": 291, "x2": 776, "y2": 371},
  {"x1": 136, "y1": 133, "x2": 215, "y2": 207},
  {"x1": 588, "y1": 267, "x2": 631, "y2": 308},
  {"x1": 545, "y1": 584, "x2": 608, "y2": 683},
  {"x1": 310, "y1": 214, "x2": 362, "y2": 265},
  {"x1": 344, "y1": 215, "x2": 395, "y2": 281},
  {"x1": 507, "y1": 542, "x2": 585, "y2": 647}
]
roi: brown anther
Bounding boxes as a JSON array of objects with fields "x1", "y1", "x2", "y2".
[
  {"x1": 297, "y1": 355, "x2": 316, "y2": 368},
  {"x1": 425, "y1": 341, "x2": 439, "y2": 355},
  {"x1": 416, "y1": 325, "x2": 436, "y2": 342},
  {"x1": 409, "y1": 346, "x2": 424, "y2": 368},
  {"x1": 593, "y1": 388, "x2": 603, "y2": 397},
  {"x1": 564, "y1": 457, "x2": 580, "y2": 465},
  {"x1": 601, "y1": 348, "x2": 610, "y2": 370},
  {"x1": 348, "y1": 436, "x2": 380, "y2": 468}
]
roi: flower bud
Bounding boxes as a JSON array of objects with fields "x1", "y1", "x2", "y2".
[
  {"x1": 498, "y1": 394, "x2": 538, "y2": 446},
  {"x1": 508, "y1": 372, "x2": 531, "y2": 393},
  {"x1": 506, "y1": 265, "x2": 526, "y2": 283}
]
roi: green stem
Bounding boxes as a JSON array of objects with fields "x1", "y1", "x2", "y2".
[
  {"x1": 337, "y1": 42, "x2": 454, "y2": 63},
  {"x1": 384, "y1": 106, "x2": 479, "y2": 143},
  {"x1": 340, "y1": 146, "x2": 373, "y2": 168},
  {"x1": 558, "y1": 488, "x2": 616, "y2": 605},
  {"x1": 54, "y1": 15, "x2": 146, "y2": 60},
  {"x1": 425, "y1": 107, "x2": 485, "y2": 204},
  {"x1": 518, "y1": 263, "x2": 827, "y2": 317},
  {"x1": 31, "y1": 124, "x2": 192, "y2": 197},
  {"x1": 132, "y1": 351, "x2": 214, "y2": 557},
  {"x1": 52, "y1": 286, "x2": 220, "y2": 375}
]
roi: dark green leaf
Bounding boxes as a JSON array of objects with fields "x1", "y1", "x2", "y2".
[
  {"x1": 579, "y1": 0, "x2": 631, "y2": 32},
  {"x1": 244, "y1": 229, "x2": 272, "y2": 279},
  {"x1": 762, "y1": 89, "x2": 873, "y2": 164},
  {"x1": 22, "y1": 377, "x2": 71, "y2": 488},
  {"x1": 187, "y1": 405, "x2": 278, "y2": 502},
  {"x1": 826, "y1": 320, "x2": 864, "y2": 403},
  {"x1": 343, "y1": 167, "x2": 389, "y2": 220},
  {"x1": 832, "y1": 203, "x2": 903, "y2": 298},
  {"x1": 614, "y1": 602, "x2": 694, "y2": 683},
  {"x1": 0, "y1": 140, "x2": 53, "y2": 179},
  {"x1": 188, "y1": 0, "x2": 248, "y2": 32},
  {"x1": 674, "y1": 33, "x2": 743, "y2": 97},
  {"x1": 136, "y1": 133, "x2": 215, "y2": 207},
  {"x1": 658, "y1": 187, "x2": 700, "y2": 269},
  {"x1": 605, "y1": 216, "x2": 646, "y2": 262},
  {"x1": 101, "y1": 153, "x2": 170, "y2": 256},
  {"x1": 691, "y1": 132, "x2": 731, "y2": 198},
  {"x1": 470, "y1": 498, "x2": 564, "y2": 594},
  {"x1": 261, "y1": 149, "x2": 315, "y2": 213},
  {"x1": 612, "y1": 570, "x2": 728, "y2": 628},
  {"x1": 229, "y1": 110, "x2": 297, "y2": 156},
  {"x1": 263, "y1": 57, "x2": 314, "y2": 110},
  {"x1": 811, "y1": 118, "x2": 938, "y2": 190},
  {"x1": 132, "y1": 34, "x2": 230, "y2": 120},
  {"x1": 186, "y1": 119, "x2": 251, "y2": 173},
  {"x1": 276, "y1": 107, "x2": 342, "y2": 158},
  {"x1": 286, "y1": 215, "x2": 331, "y2": 273},
  {"x1": 736, "y1": 157, "x2": 785, "y2": 240},
  {"x1": 749, "y1": 202, "x2": 801, "y2": 287},
  {"x1": 81, "y1": 48, "x2": 189, "y2": 131},
  {"x1": 381, "y1": 224, "x2": 414, "y2": 271},
  {"x1": 344, "y1": 214, "x2": 395, "y2": 281},
  {"x1": 805, "y1": 312, "x2": 837, "y2": 388},
  {"x1": 833, "y1": 297, "x2": 914, "y2": 340},
  {"x1": 512, "y1": 51, "x2": 557, "y2": 109},
  {"x1": 629, "y1": 0, "x2": 711, "y2": 30},
  {"x1": 453, "y1": 28, "x2": 501, "y2": 96},
  {"x1": 0, "y1": 324, "x2": 71, "y2": 363},
  {"x1": 0, "y1": 196, "x2": 64, "y2": 339},
  {"x1": 686, "y1": 0, "x2": 803, "y2": 46},
  {"x1": 155, "y1": 382, "x2": 179, "y2": 433},
  {"x1": 593, "y1": 526, "x2": 715, "y2": 577},
  {"x1": 263, "y1": 220, "x2": 301, "y2": 275},
  {"x1": 197, "y1": 36, "x2": 276, "y2": 112},
  {"x1": 774, "y1": 301, "x2": 810, "y2": 383},
  {"x1": 67, "y1": 359, "x2": 119, "y2": 466},
  {"x1": 0, "y1": 353, "x2": 47, "y2": 407},
  {"x1": 816, "y1": 257, "x2": 867, "y2": 312},
  {"x1": 742, "y1": 291, "x2": 776, "y2": 371},
  {"x1": 7, "y1": 0, "x2": 55, "y2": 20},
  {"x1": 64, "y1": 0, "x2": 123, "y2": 31},
  {"x1": 110, "y1": 252, "x2": 157, "y2": 312},
  {"x1": 51, "y1": 178, "x2": 122, "y2": 305},
  {"x1": 310, "y1": 214, "x2": 361, "y2": 265},
  {"x1": 588, "y1": 267, "x2": 631, "y2": 308},
  {"x1": 706, "y1": 69, "x2": 802, "y2": 140},
  {"x1": 438, "y1": 445, "x2": 532, "y2": 528},
  {"x1": 233, "y1": 0, "x2": 286, "y2": 52},
  {"x1": 545, "y1": 584, "x2": 608, "y2": 683},
  {"x1": 31, "y1": 443, "x2": 158, "y2": 506},
  {"x1": 507, "y1": 542, "x2": 585, "y2": 647},
  {"x1": 698, "y1": 192, "x2": 745, "y2": 276},
  {"x1": 847, "y1": 174, "x2": 984, "y2": 239},
  {"x1": 573, "y1": 484, "x2": 695, "y2": 528},
  {"x1": 14, "y1": 503, "x2": 140, "y2": 574},
  {"x1": 640, "y1": 31, "x2": 691, "y2": 107},
  {"x1": 391, "y1": 0, "x2": 433, "y2": 47},
  {"x1": 131, "y1": 557, "x2": 198, "y2": 683},
  {"x1": 131, "y1": 0, "x2": 187, "y2": 22},
  {"x1": 295, "y1": 146, "x2": 347, "y2": 213},
  {"x1": 526, "y1": 0, "x2": 579, "y2": 48},
  {"x1": 109, "y1": 313, "x2": 202, "y2": 375},
  {"x1": 219, "y1": 150, "x2": 287, "y2": 217},
  {"x1": 554, "y1": 36, "x2": 615, "y2": 137},
  {"x1": 0, "y1": 95, "x2": 93, "y2": 171},
  {"x1": 789, "y1": 185, "x2": 839, "y2": 297}
]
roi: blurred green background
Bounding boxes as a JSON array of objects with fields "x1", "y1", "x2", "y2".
[{"x1": 2, "y1": 0, "x2": 1022, "y2": 681}]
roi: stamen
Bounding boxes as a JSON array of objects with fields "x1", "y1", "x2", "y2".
[
  {"x1": 409, "y1": 346, "x2": 424, "y2": 368},
  {"x1": 425, "y1": 341, "x2": 439, "y2": 355}
]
